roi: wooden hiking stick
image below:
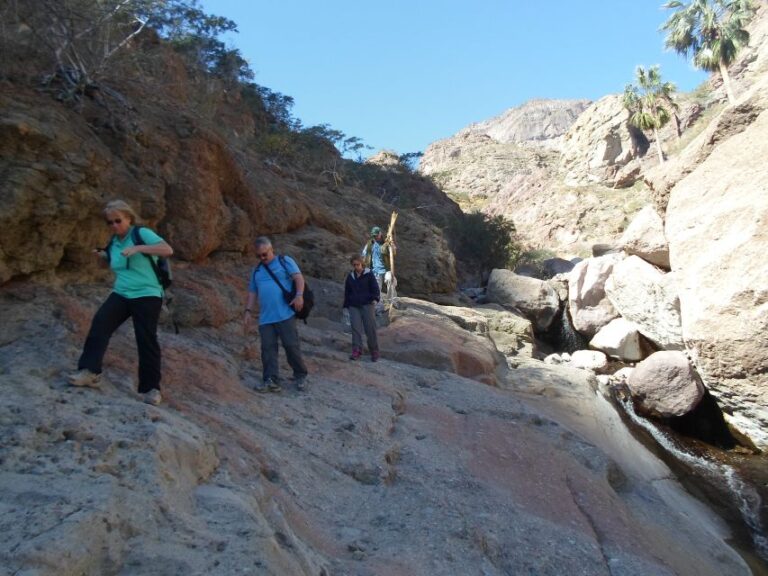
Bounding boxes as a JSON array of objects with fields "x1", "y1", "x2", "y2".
[{"x1": 386, "y1": 211, "x2": 398, "y2": 278}]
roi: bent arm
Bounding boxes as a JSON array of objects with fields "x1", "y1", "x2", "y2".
[{"x1": 139, "y1": 241, "x2": 173, "y2": 257}]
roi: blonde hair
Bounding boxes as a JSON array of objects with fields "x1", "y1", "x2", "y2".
[{"x1": 103, "y1": 200, "x2": 139, "y2": 224}]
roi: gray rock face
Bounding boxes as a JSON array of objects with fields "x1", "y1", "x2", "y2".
[
  {"x1": 665, "y1": 86, "x2": 768, "y2": 448},
  {"x1": 461, "y1": 98, "x2": 592, "y2": 145},
  {"x1": 567, "y1": 254, "x2": 622, "y2": 338},
  {"x1": 486, "y1": 268, "x2": 560, "y2": 331},
  {"x1": 605, "y1": 256, "x2": 684, "y2": 351},
  {"x1": 560, "y1": 95, "x2": 648, "y2": 187},
  {"x1": 418, "y1": 98, "x2": 652, "y2": 259},
  {"x1": 627, "y1": 351, "x2": 705, "y2": 417},
  {"x1": 619, "y1": 205, "x2": 670, "y2": 269}
]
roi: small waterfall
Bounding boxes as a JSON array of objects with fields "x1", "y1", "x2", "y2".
[
  {"x1": 619, "y1": 396, "x2": 768, "y2": 561},
  {"x1": 540, "y1": 305, "x2": 588, "y2": 353}
]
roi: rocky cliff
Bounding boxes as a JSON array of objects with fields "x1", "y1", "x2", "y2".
[
  {"x1": 647, "y1": 2, "x2": 768, "y2": 448},
  {"x1": 419, "y1": 98, "x2": 652, "y2": 257},
  {"x1": 0, "y1": 27, "x2": 461, "y2": 302}
]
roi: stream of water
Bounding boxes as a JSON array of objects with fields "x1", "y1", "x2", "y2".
[{"x1": 617, "y1": 396, "x2": 768, "y2": 572}]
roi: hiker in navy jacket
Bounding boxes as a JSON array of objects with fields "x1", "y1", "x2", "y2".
[{"x1": 343, "y1": 255, "x2": 381, "y2": 361}]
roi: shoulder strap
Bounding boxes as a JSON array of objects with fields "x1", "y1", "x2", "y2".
[
  {"x1": 132, "y1": 225, "x2": 145, "y2": 245},
  {"x1": 259, "y1": 257, "x2": 291, "y2": 296},
  {"x1": 131, "y1": 225, "x2": 163, "y2": 287}
]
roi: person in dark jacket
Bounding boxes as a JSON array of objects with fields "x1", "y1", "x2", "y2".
[{"x1": 343, "y1": 255, "x2": 381, "y2": 361}]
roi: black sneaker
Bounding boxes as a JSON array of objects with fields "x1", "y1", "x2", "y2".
[{"x1": 294, "y1": 376, "x2": 307, "y2": 391}]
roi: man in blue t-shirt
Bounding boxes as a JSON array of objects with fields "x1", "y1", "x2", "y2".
[{"x1": 243, "y1": 237, "x2": 308, "y2": 392}]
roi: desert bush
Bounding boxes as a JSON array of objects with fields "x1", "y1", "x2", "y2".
[{"x1": 446, "y1": 212, "x2": 521, "y2": 280}]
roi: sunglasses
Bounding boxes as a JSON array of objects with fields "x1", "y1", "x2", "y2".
[
  {"x1": 105, "y1": 218, "x2": 123, "y2": 225},
  {"x1": 256, "y1": 251, "x2": 270, "y2": 259}
]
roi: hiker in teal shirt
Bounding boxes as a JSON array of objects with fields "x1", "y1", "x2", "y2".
[{"x1": 69, "y1": 200, "x2": 173, "y2": 406}]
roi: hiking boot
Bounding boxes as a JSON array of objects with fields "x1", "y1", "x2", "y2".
[
  {"x1": 350, "y1": 348, "x2": 362, "y2": 361},
  {"x1": 143, "y1": 389, "x2": 162, "y2": 406},
  {"x1": 266, "y1": 378, "x2": 282, "y2": 393},
  {"x1": 294, "y1": 376, "x2": 307, "y2": 392},
  {"x1": 371, "y1": 351, "x2": 380, "y2": 362},
  {"x1": 68, "y1": 369, "x2": 102, "y2": 389}
]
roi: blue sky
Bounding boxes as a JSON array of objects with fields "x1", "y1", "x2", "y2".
[{"x1": 200, "y1": 1, "x2": 707, "y2": 155}]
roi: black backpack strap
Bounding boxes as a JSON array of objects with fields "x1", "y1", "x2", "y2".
[
  {"x1": 259, "y1": 257, "x2": 291, "y2": 297},
  {"x1": 130, "y1": 225, "x2": 164, "y2": 287}
]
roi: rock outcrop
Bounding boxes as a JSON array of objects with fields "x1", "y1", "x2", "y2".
[
  {"x1": 664, "y1": 84, "x2": 768, "y2": 447},
  {"x1": 559, "y1": 95, "x2": 648, "y2": 187},
  {"x1": 0, "y1": 86, "x2": 457, "y2": 298},
  {"x1": 457, "y1": 98, "x2": 591, "y2": 145},
  {"x1": 418, "y1": 98, "x2": 652, "y2": 257}
]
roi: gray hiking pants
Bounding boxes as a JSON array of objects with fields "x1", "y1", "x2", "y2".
[
  {"x1": 349, "y1": 303, "x2": 378, "y2": 353},
  {"x1": 259, "y1": 316, "x2": 307, "y2": 383}
]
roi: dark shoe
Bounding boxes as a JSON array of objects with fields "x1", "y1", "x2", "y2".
[
  {"x1": 266, "y1": 378, "x2": 282, "y2": 393},
  {"x1": 350, "y1": 348, "x2": 362, "y2": 360},
  {"x1": 294, "y1": 376, "x2": 307, "y2": 391},
  {"x1": 371, "y1": 351, "x2": 380, "y2": 362}
]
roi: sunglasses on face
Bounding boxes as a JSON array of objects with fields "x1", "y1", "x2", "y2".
[
  {"x1": 105, "y1": 218, "x2": 123, "y2": 225},
  {"x1": 256, "y1": 251, "x2": 270, "y2": 259}
]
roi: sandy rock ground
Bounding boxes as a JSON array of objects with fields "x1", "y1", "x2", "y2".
[{"x1": 0, "y1": 283, "x2": 753, "y2": 576}]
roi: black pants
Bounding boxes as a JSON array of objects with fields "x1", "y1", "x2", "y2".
[{"x1": 78, "y1": 292, "x2": 163, "y2": 393}]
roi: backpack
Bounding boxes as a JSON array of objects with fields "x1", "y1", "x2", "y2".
[
  {"x1": 257, "y1": 255, "x2": 315, "y2": 323},
  {"x1": 105, "y1": 226, "x2": 172, "y2": 289}
]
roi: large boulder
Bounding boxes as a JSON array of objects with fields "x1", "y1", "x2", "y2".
[
  {"x1": 590, "y1": 318, "x2": 650, "y2": 362},
  {"x1": 560, "y1": 95, "x2": 648, "y2": 187},
  {"x1": 476, "y1": 304, "x2": 537, "y2": 358},
  {"x1": 627, "y1": 351, "x2": 705, "y2": 417},
  {"x1": 605, "y1": 256, "x2": 684, "y2": 351},
  {"x1": 619, "y1": 205, "x2": 670, "y2": 269},
  {"x1": 486, "y1": 269, "x2": 560, "y2": 331},
  {"x1": 665, "y1": 96, "x2": 768, "y2": 448},
  {"x1": 567, "y1": 254, "x2": 622, "y2": 338},
  {"x1": 380, "y1": 299, "x2": 501, "y2": 385}
]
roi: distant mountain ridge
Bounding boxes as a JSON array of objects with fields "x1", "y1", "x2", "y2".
[{"x1": 458, "y1": 98, "x2": 592, "y2": 145}]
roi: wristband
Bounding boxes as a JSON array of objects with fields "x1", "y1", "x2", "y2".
[{"x1": 296, "y1": 292, "x2": 304, "y2": 296}]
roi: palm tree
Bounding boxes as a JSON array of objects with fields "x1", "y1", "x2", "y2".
[
  {"x1": 662, "y1": 0, "x2": 757, "y2": 104},
  {"x1": 623, "y1": 65, "x2": 677, "y2": 164}
]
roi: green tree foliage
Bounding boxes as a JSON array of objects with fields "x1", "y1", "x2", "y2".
[
  {"x1": 662, "y1": 0, "x2": 757, "y2": 104},
  {"x1": 5, "y1": 0, "x2": 245, "y2": 97},
  {"x1": 623, "y1": 65, "x2": 678, "y2": 164},
  {"x1": 4, "y1": 0, "x2": 372, "y2": 172},
  {"x1": 398, "y1": 152, "x2": 424, "y2": 173},
  {"x1": 149, "y1": 1, "x2": 246, "y2": 82},
  {"x1": 447, "y1": 212, "x2": 521, "y2": 280}
]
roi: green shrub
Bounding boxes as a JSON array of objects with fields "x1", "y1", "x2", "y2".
[{"x1": 446, "y1": 212, "x2": 521, "y2": 279}]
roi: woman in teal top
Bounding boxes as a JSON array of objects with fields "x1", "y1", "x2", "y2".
[{"x1": 68, "y1": 200, "x2": 173, "y2": 406}]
